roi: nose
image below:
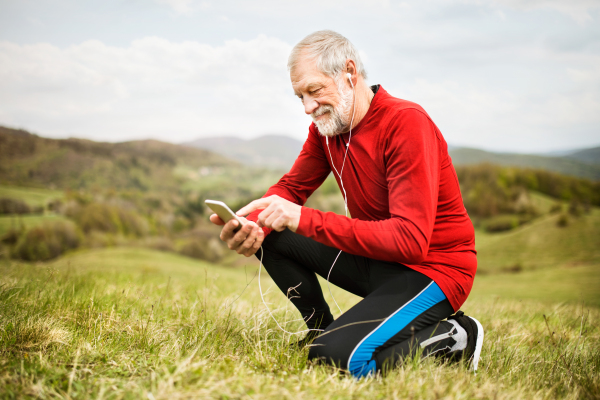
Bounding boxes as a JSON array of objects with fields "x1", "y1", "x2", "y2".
[{"x1": 304, "y1": 98, "x2": 319, "y2": 115}]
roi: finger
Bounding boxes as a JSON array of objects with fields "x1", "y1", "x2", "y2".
[
  {"x1": 209, "y1": 213, "x2": 225, "y2": 225},
  {"x1": 256, "y1": 204, "x2": 277, "y2": 228},
  {"x1": 263, "y1": 208, "x2": 281, "y2": 230},
  {"x1": 220, "y1": 219, "x2": 240, "y2": 243},
  {"x1": 227, "y1": 220, "x2": 257, "y2": 250},
  {"x1": 270, "y1": 214, "x2": 289, "y2": 232},
  {"x1": 233, "y1": 220, "x2": 254, "y2": 241},
  {"x1": 257, "y1": 202, "x2": 278, "y2": 227},
  {"x1": 238, "y1": 226, "x2": 259, "y2": 255},
  {"x1": 253, "y1": 230, "x2": 265, "y2": 250},
  {"x1": 260, "y1": 202, "x2": 284, "y2": 229},
  {"x1": 237, "y1": 197, "x2": 273, "y2": 217},
  {"x1": 243, "y1": 229, "x2": 264, "y2": 257}
]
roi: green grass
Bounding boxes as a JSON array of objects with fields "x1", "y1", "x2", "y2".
[
  {"x1": 0, "y1": 214, "x2": 71, "y2": 237},
  {"x1": 471, "y1": 264, "x2": 600, "y2": 307},
  {"x1": 529, "y1": 190, "x2": 560, "y2": 214},
  {"x1": 1, "y1": 247, "x2": 598, "y2": 399},
  {"x1": 0, "y1": 184, "x2": 63, "y2": 207},
  {"x1": 476, "y1": 208, "x2": 600, "y2": 273}
]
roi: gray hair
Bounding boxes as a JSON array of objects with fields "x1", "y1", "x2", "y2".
[{"x1": 288, "y1": 30, "x2": 367, "y2": 80}]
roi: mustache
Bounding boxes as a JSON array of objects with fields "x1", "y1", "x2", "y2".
[{"x1": 311, "y1": 105, "x2": 334, "y2": 119}]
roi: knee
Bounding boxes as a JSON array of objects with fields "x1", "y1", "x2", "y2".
[
  {"x1": 307, "y1": 338, "x2": 340, "y2": 367},
  {"x1": 308, "y1": 333, "x2": 378, "y2": 378},
  {"x1": 307, "y1": 334, "x2": 349, "y2": 369}
]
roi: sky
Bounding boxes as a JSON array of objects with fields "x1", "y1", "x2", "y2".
[{"x1": 0, "y1": 0, "x2": 599, "y2": 153}]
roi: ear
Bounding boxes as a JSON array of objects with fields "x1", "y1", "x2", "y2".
[{"x1": 345, "y1": 59, "x2": 358, "y2": 86}]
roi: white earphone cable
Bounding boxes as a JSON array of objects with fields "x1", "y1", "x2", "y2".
[
  {"x1": 257, "y1": 72, "x2": 357, "y2": 333},
  {"x1": 258, "y1": 246, "x2": 323, "y2": 335},
  {"x1": 325, "y1": 73, "x2": 356, "y2": 315}
]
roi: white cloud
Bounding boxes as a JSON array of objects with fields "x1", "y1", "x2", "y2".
[
  {"x1": 0, "y1": 36, "x2": 314, "y2": 142},
  {"x1": 389, "y1": 69, "x2": 600, "y2": 152},
  {"x1": 0, "y1": 0, "x2": 599, "y2": 152}
]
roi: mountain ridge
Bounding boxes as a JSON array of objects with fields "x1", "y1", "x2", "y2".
[
  {"x1": 186, "y1": 134, "x2": 600, "y2": 180},
  {"x1": 184, "y1": 135, "x2": 303, "y2": 170}
]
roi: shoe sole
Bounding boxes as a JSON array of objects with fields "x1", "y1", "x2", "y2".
[{"x1": 469, "y1": 316, "x2": 484, "y2": 372}]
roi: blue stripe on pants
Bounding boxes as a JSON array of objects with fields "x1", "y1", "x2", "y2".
[{"x1": 347, "y1": 282, "x2": 447, "y2": 378}]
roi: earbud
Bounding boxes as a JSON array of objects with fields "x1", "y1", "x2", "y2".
[{"x1": 346, "y1": 72, "x2": 351, "y2": 81}]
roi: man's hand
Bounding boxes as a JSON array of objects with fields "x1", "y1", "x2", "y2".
[
  {"x1": 209, "y1": 214, "x2": 264, "y2": 257},
  {"x1": 236, "y1": 195, "x2": 301, "y2": 232}
]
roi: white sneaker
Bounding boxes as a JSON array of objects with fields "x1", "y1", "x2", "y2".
[{"x1": 447, "y1": 311, "x2": 485, "y2": 372}]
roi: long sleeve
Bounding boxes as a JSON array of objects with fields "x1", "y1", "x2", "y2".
[
  {"x1": 246, "y1": 127, "x2": 332, "y2": 235},
  {"x1": 296, "y1": 109, "x2": 441, "y2": 265}
]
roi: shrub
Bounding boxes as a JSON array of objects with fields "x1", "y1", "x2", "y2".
[
  {"x1": 172, "y1": 216, "x2": 191, "y2": 233},
  {"x1": 74, "y1": 203, "x2": 120, "y2": 233},
  {"x1": 502, "y1": 263, "x2": 523, "y2": 273},
  {"x1": 455, "y1": 164, "x2": 600, "y2": 217},
  {"x1": 556, "y1": 213, "x2": 569, "y2": 227},
  {"x1": 142, "y1": 236, "x2": 175, "y2": 252},
  {"x1": 568, "y1": 200, "x2": 583, "y2": 217},
  {"x1": 84, "y1": 231, "x2": 114, "y2": 248},
  {"x1": 549, "y1": 202, "x2": 562, "y2": 214},
  {"x1": 517, "y1": 211, "x2": 537, "y2": 226},
  {"x1": 1, "y1": 228, "x2": 24, "y2": 245},
  {"x1": 13, "y1": 221, "x2": 81, "y2": 261},
  {"x1": 0, "y1": 198, "x2": 31, "y2": 215},
  {"x1": 483, "y1": 215, "x2": 520, "y2": 233},
  {"x1": 178, "y1": 237, "x2": 223, "y2": 263},
  {"x1": 72, "y1": 202, "x2": 148, "y2": 237},
  {"x1": 47, "y1": 199, "x2": 63, "y2": 212},
  {"x1": 116, "y1": 206, "x2": 149, "y2": 236},
  {"x1": 179, "y1": 239, "x2": 210, "y2": 260}
]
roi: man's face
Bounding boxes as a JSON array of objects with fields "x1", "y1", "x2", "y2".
[{"x1": 290, "y1": 55, "x2": 352, "y2": 137}]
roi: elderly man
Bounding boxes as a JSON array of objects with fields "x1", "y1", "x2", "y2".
[{"x1": 210, "y1": 30, "x2": 483, "y2": 378}]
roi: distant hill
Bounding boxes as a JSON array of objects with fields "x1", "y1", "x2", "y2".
[
  {"x1": 449, "y1": 147, "x2": 600, "y2": 180},
  {"x1": 184, "y1": 135, "x2": 303, "y2": 170},
  {"x1": 566, "y1": 146, "x2": 600, "y2": 165},
  {"x1": 185, "y1": 134, "x2": 600, "y2": 180},
  {"x1": 0, "y1": 126, "x2": 236, "y2": 191}
]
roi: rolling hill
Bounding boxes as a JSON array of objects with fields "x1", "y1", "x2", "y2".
[
  {"x1": 449, "y1": 147, "x2": 600, "y2": 180},
  {"x1": 566, "y1": 146, "x2": 600, "y2": 165},
  {"x1": 0, "y1": 126, "x2": 236, "y2": 191},
  {"x1": 185, "y1": 134, "x2": 600, "y2": 179}
]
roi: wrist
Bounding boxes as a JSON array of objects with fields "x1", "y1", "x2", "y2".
[{"x1": 288, "y1": 204, "x2": 302, "y2": 232}]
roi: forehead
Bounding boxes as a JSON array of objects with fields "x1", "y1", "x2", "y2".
[{"x1": 290, "y1": 55, "x2": 333, "y2": 94}]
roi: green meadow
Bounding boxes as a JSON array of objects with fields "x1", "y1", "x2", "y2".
[
  {"x1": 0, "y1": 186, "x2": 63, "y2": 208},
  {"x1": 1, "y1": 218, "x2": 599, "y2": 399},
  {"x1": 0, "y1": 214, "x2": 70, "y2": 237},
  {"x1": 1, "y1": 128, "x2": 599, "y2": 398}
]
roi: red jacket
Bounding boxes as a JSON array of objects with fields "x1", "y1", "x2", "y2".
[{"x1": 249, "y1": 86, "x2": 477, "y2": 311}]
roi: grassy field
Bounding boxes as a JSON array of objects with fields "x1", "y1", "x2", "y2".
[
  {"x1": 1, "y1": 247, "x2": 598, "y2": 399},
  {"x1": 0, "y1": 185, "x2": 63, "y2": 207},
  {"x1": 0, "y1": 214, "x2": 71, "y2": 237},
  {"x1": 475, "y1": 208, "x2": 600, "y2": 273}
]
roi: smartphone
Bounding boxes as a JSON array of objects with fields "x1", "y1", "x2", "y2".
[{"x1": 205, "y1": 200, "x2": 245, "y2": 232}]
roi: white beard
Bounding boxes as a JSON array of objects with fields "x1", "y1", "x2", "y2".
[{"x1": 311, "y1": 77, "x2": 353, "y2": 137}]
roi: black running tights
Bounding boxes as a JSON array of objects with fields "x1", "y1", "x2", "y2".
[{"x1": 258, "y1": 229, "x2": 456, "y2": 377}]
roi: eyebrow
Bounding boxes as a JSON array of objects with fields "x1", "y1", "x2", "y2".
[
  {"x1": 306, "y1": 83, "x2": 322, "y2": 91},
  {"x1": 294, "y1": 82, "x2": 323, "y2": 97}
]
